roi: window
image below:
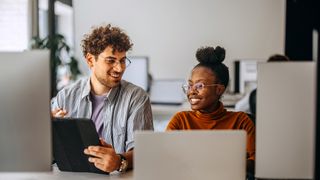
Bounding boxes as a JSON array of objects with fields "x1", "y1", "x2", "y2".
[{"x1": 0, "y1": 0, "x2": 29, "y2": 51}]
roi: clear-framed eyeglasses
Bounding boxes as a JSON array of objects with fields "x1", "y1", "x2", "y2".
[
  {"x1": 105, "y1": 57, "x2": 132, "y2": 68},
  {"x1": 182, "y1": 82, "x2": 221, "y2": 94}
]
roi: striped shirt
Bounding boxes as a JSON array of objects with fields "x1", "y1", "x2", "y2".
[{"x1": 51, "y1": 77, "x2": 154, "y2": 153}]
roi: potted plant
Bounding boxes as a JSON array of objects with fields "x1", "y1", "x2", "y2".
[{"x1": 31, "y1": 34, "x2": 81, "y2": 96}]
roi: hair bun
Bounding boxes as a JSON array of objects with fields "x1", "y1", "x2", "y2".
[
  {"x1": 214, "y1": 46, "x2": 226, "y2": 62},
  {"x1": 196, "y1": 46, "x2": 226, "y2": 64}
]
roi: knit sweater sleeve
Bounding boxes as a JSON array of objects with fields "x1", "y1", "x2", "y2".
[
  {"x1": 166, "y1": 112, "x2": 183, "y2": 130},
  {"x1": 239, "y1": 112, "x2": 256, "y2": 161}
]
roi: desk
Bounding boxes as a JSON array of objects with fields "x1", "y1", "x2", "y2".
[
  {"x1": 221, "y1": 93, "x2": 243, "y2": 109},
  {"x1": 0, "y1": 166, "x2": 133, "y2": 180},
  {"x1": 152, "y1": 102, "x2": 189, "y2": 131}
]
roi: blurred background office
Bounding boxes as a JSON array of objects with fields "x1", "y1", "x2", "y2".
[
  {"x1": 0, "y1": 0, "x2": 319, "y2": 129},
  {"x1": 0, "y1": 0, "x2": 318, "y2": 95}
]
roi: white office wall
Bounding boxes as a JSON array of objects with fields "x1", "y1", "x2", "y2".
[{"x1": 74, "y1": 0, "x2": 285, "y2": 86}]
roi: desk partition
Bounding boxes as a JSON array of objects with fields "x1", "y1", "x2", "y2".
[{"x1": 255, "y1": 62, "x2": 316, "y2": 179}]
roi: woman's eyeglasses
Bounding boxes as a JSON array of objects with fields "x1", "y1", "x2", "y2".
[{"x1": 182, "y1": 82, "x2": 221, "y2": 94}]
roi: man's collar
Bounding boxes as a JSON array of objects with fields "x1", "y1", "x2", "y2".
[
  {"x1": 106, "y1": 84, "x2": 120, "y2": 103},
  {"x1": 80, "y1": 78, "x2": 91, "y2": 99},
  {"x1": 80, "y1": 78, "x2": 120, "y2": 102}
]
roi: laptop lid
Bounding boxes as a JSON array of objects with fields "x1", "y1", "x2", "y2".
[
  {"x1": 0, "y1": 50, "x2": 51, "y2": 171},
  {"x1": 134, "y1": 130, "x2": 247, "y2": 180}
]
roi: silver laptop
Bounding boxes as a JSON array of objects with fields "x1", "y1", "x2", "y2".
[
  {"x1": 0, "y1": 50, "x2": 52, "y2": 171},
  {"x1": 134, "y1": 130, "x2": 247, "y2": 180}
]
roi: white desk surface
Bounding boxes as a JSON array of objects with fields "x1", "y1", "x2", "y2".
[
  {"x1": 151, "y1": 101, "x2": 189, "y2": 115},
  {"x1": 0, "y1": 166, "x2": 133, "y2": 180}
]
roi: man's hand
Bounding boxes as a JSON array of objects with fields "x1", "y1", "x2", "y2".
[
  {"x1": 83, "y1": 139, "x2": 121, "y2": 172},
  {"x1": 51, "y1": 108, "x2": 67, "y2": 117}
]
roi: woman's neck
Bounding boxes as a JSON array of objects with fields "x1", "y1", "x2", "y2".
[{"x1": 199, "y1": 101, "x2": 220, "y2": 113}]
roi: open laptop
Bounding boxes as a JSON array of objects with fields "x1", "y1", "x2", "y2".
[
  {"x1": 134, "y1": 130, "x2": 247, "y2": 180},
  {"x1": 0, "y1": 50, "x2": 51, "y2": 171}
]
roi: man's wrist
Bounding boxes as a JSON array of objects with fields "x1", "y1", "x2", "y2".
[{"x1": 117, "y1": 154, "x2": 128, "y2": 172}]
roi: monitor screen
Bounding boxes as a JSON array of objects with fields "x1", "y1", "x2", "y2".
[
  {"x1": 234, "y1": 60, "x2": 258, "y2": 94},
  {"x1": 0, "y1": 50, "x2": 52, "y2": 171},
  {"x1": 122, "y1": 56, "x2": 149, "y2": 91},
  {"x1": 149, "y1": 79, "x2": 185, "y2": 105}
]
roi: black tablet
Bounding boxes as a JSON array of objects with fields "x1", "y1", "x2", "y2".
[{"x1": 52, "y1": 117, "x2": 108, "y2": 174}]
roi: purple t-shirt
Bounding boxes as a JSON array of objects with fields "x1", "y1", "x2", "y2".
[{"x1": 90, "y1": 92, "x2": 107, "y2": 137}]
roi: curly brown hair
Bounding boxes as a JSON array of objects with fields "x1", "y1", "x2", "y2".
[{"x1": 81, "y1": 24, "x2": 133, "y2": 57}]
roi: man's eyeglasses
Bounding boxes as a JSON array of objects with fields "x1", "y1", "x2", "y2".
[
  {"x1": 182, "y1": 82, "x2": 221, "y2": 94},
  {"x1": 105, "y1": 57, "x2": 131, "y2": 67}
]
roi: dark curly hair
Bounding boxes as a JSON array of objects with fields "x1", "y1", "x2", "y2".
[
  {"x1": 194, "y1": 46, "x2": 229, "y2": 87},
  {"x1": 81, "y1": 24, "x2": 133, "y2": 57},
  {"x1": 267, "y1": 54, "x2": 290, "y2": 62}
]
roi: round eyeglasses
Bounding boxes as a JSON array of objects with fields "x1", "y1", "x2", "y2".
[
  {"x1": 182, "y1": 82, "x2": 221, "y2": 94},
  {"x1": 105, "y1": 57, "x2": 131, "y2": 67}
]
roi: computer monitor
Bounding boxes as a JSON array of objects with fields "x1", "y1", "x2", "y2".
[
  {"x1": 234, "y1": 60, "x2": 258, "y2": 94},
  {"x1": 122, "y1": 56, "x2": 149, "y2": 91},
  {"x1": 149, "y1": 79, "x2": 185, "y2": 105},
  {"x1": 0, "y1": 50, "x2": 52, "y2": 171},
  {"x1": 255, "y1": 62, "x2": 316, "y2": 179}
]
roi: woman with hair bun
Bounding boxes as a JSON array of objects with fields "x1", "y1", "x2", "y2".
[{"x1": 166, "y1": 46, "x2": 255, "y2": 175}]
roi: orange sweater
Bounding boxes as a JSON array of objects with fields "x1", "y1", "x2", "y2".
[{"x1": 166, "y1": 102, "x2": 255, "y2": 161}]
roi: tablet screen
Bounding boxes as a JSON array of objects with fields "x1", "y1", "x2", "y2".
[{"x1": 52, "y1": 118, "x2": 108, "y2": 174}]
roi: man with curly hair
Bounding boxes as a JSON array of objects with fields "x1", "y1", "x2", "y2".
[{"x1": 51, "y1": 24, "x2": 153, "y2": 173}]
